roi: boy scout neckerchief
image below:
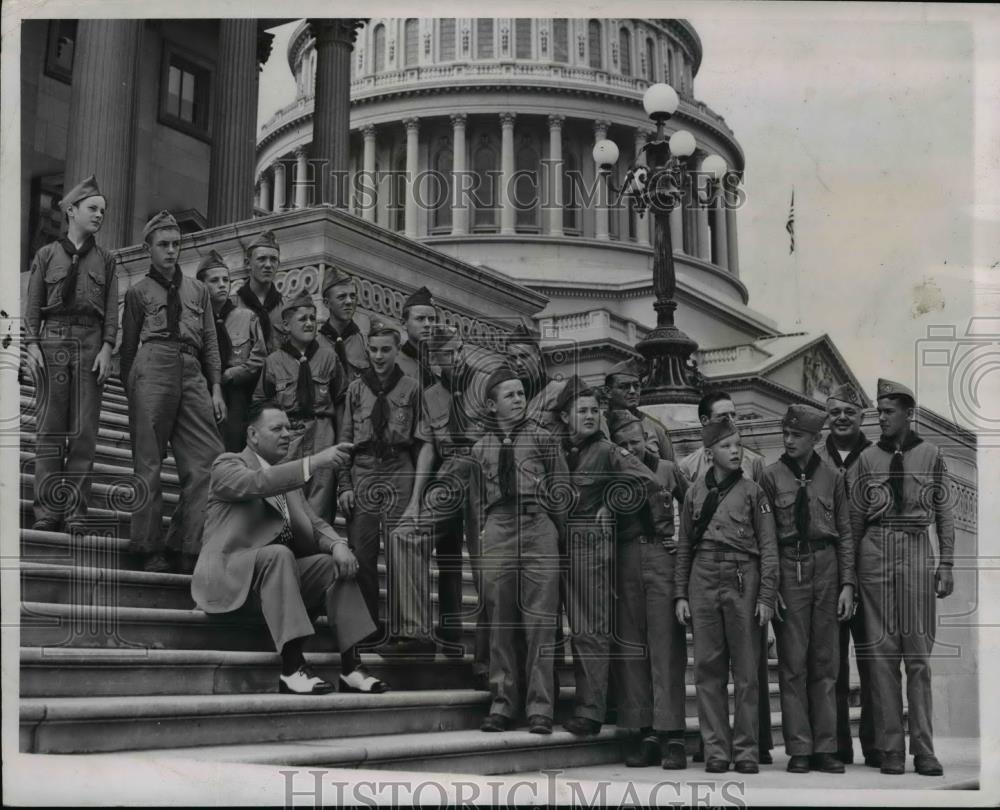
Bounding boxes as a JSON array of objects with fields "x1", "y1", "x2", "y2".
[
  {"x1": 779, "y1": 451, "x2": 822, "y2": 539},
  {"x1": 824, "y1": 432, "x2": 871, "y2": 471},
  {"x1": 57, "y1": 235, "x2": 96, "y2": 308},
  {"x1": 876, "y1": 430, "x2": 924, "y2": 513},
  {"x1": 400, "y1": 340, "x2": 437, "y2": 390},
  {"x1": 494, "y1": 418, "x2": 531, "y2": 500},
  {"x1": 319, "y1": 319, "x2": 361, "y2": 372},
  {"x1": 361, "y1": 365, "x2": 405, "y2": 459},
  {"x1": 690, "y1": 467, "x2": 743, "y2": 544},
  {"x1": 237, "y1": 283, "x2": 282, "y2": 347},
  {"x1": 147, "y1": 265, "x2": 183, "y2": 338},
  {"x1": 562, "y1": 430, "x2": 604, "y2": 472},
  {"x1": 280, "y1": 340, "x2": 320, "y2": 417},
  {"x1": 214, "y1": 299, "x2": 235, "y2": 370}
]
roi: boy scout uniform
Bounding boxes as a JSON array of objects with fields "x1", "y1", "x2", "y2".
[
  {"x1": 397, "y1": 286, "x2": 441, "y2": 387},
  {"x1": 233, "y1": 230, "x2": 286, "y2": 354},
  {"x1": 604, "y1": 360, "x2": 675, "y2": 461},
  {"x1": 675, "y1": 419, "x2": 778, "y2": 767},
  {"x1": 316, "y1": 266, "x2": 369, "y2": 394},
  {"x1": 24, "y1": 175, "x2": 119, "y2": 529},
  {"x1": 815, "y1": 382, "x2": 875, "y2": 764},
  {"x1": 338, "y1": 320, "x2": 421, "y2": 635},
  {"x1": 472, "y1": 366, "x2": 569, "y2": 724},
  {"x1": 255, "y1": 291, "x2": 345, "y2": 525},
  {"x1": 760, "y1": 405, "x2": 856, "y2": 763},
  {"x1": 851, "y1": 379, "x2": 954, "y2": 766},
  {"x1": 607, "y1": 410, "x2": 690, "y2": 743},
  {"x1": 120, "y1": 211, "x2": 224, "y2": 561},
  {"x1": 198, "y1": 250, "x2": 267, "y2": 452}
]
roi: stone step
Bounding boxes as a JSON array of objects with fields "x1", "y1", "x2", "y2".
[
  {"x1": 19, "y1": 646, "x2": 790, "y2": 698},
  {"x1": 19, "y1": 688, "x2": 576, "y2": 754},
  {"x1": 21, "y1": 415, "x2": 140, "y2": 453},
  {"x1": 20, "y1": 473, "x2": 181, "y2": 514},
  {"x1": 21, "y1": 381, "x2": 129, "y2": 411},
  {"x1": 20, "y1": 503, "x2": 171, "y2": 537},
  {"x1": 21, "y1": 395, "x2": 131, "y2": 428},
  {"x1": 20, "y1": 452, "x2": 182, "y2": 489}
]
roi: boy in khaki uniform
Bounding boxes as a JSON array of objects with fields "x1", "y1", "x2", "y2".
[
  {"x1": 760, "y1": 404, "x2": 856, "y2": 774},
  {"x1": 24, "y1": 175, "x2": 118, "y2": 532},
  {"x1": 608, "y1": 409, "x2": 689, "y2": 769},
  {"x1": 316, "y1": 265, "x2": 369, "y2": 391},
  {"x1": 234, "y1": 230, "x2": 286, "y2": 353},
  {"x1": 255, "y1": 291, "x2": 344, "y2": 526},
  {"x1": 197, "y1": 250, "x2": 267, "y2": 452},
  {"x1": 675, "y1": 419, "x2": 778, "y2": 774}
]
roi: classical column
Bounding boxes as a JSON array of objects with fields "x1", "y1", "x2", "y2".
[
  {"x1": 272, "y1": 160, "x2": 286, "y2": 212},
  {"x1": 258, "y1": 173, "x2": 271, "y2": 212},
  {"x1": 695, "y1": 175, "x2": 710, "y2": 260},
  {"x1": 633, "y1": 128, "x2": 650, "y2": 246},
  {"x1": 293, "y1": 147, "x2": 309, "y2": 209},
  {"x1": 499, "y1": 113, "x2": 516, "y2": 236},
  {"x1": 404, "y1": 118, "x2": 420, "y2": 238},
  {"x1": 63, "y1": 20, "x2": 142, "y2": 246},
  {"x1": 593, "y1": 120, "x2": 611, "y2": 241},
  {"x1": 309, "y1": 19, "x2": 363, "y2": 207},
  {"x1": 361, "y1": 125, "x2": 377, "y2": 223},
  {"x1": 712, "y1": 196, "x2": 729, "y2": 269},
  {"x1": 450, "y1": 113, "x2": 469, "y2": 236},
  {"x1": 208, "y1": 20, "x2": 258, "y2": 226},
  {"x1": 726, "y1": 204, "x2": 740, "y2": 276},
  {"x1": 547, "y1": 115, "x2": 564, "y2": 237}
]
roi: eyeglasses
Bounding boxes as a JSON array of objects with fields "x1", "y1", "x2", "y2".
[{"x1": 615, "y1": 381, "x2": 642, "y2": 392}]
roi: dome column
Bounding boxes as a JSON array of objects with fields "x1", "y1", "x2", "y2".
[
  {"x1": 404, "y1": 117, "x2": 421, "y2": 238},
  {"x1": 499, "y1": 113, "x2": 517, "y2": 236},
  {"x1": 294, "y1": 147, "x2": 309, "y2": 209},
  {"x1": 547, "y1": 115, "x2": 565, "y2": 237},
  {"x1": 258, "y1": 172, "x2": 271, "y2": 212},
  {"x1": 272, "y1": 160, "x2": 286, "y2": 212},
  {"x1": 361, "y1": 125, "x2": 377, "y2": 223},
  {"x1": 450, "y1": 114, "x2": 469, "y2": 236},
  {"x1": 593, "y1": 120, "x2": 611, "y2": 241},
  {"x1": 726, "y1": 204, "x2": 740, "y2": 276},
  {"x1": 712, "y1": 194, "x2": 729, "y2": 270}
]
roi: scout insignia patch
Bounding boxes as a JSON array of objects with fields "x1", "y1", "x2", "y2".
[{"x1": 760, "y1": 502, "x2": 772, "y2": 514}]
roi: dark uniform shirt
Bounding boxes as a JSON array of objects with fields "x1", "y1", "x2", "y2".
[
  {"x1": 221, "y1": 307, "x2": 267, "y2": 387},
  {"x1": 232, "y1": 284, "x2": 287, "y2": 354},
  {"x1": 24, "y1": 241, "x2": 119, "y2": 347},
  {"x1": 675, "y1": 474, "x2": 779, "y2": 607},
  {"x1": 254, "y1": 342, "x2": 344, "y2": 419},
  {"x1": 417, "y1": 380, "x2": 488, "y2": 456},
  {"x1": 849, "y1": 440, "x2": 955, "y2": 566},
  {"x1": 759, "y1": 456, "x2": 857, "y2": 588},
  {"x1": 316, "y1": 320, "x2": 369, "y2": 397},
  {"x1": 121, "y1": 273, "x2": 222, "y2": 386}
]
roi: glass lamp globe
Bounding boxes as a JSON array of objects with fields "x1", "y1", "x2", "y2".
[
  {"x1": 701, "y1": 154, "x2": 728, "y2": 180},
  {"x1": 592, "y1": 139, "x2": 620, "y2": 168},
  {"x1": 642, "y1": 83, "x2": 679, "y2": 119},
  {"x1": 669, "y1": 130, "x2": 696, "y2": 158}
]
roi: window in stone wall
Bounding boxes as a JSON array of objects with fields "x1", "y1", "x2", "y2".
[
  {"x1": 552, "y1": 19, "x2": 568, "y2": 63},
  {"x1": 476, "y1": 19, "x2": 494, "y2": 59},
  {"x1": 431, "y1": 138, "x2": 454, "y2": 233},
  {"x1": 27, "y1": 174, "x2": 64, "y2": 261},
  {"x1": 666, "y1": 46, "x2": 673, "y2": 83},
  {"x1": 439, "y1": 19, "x2": 456, "y2": 60},
  {"x1": 159, "y1": 44, "x2": 212, "y2": 140},
  {"x1": 514, "y1": 138, "x2": 540, "y2": 232},
  {"x1": 645, "y1": 37, "x2": 656, "y2": 81},
  {"x1": 44, "y1": 19, "x2": 77, "y2": 83},
  {"x1": 389, "y1": 146, "x2": 406, "y2": 232},
  {"x1": 515, "y1": 19, "x2": 532, "y2": 59},
  {"x1": 618, "y1": 27, "x2": 632, "y2": 77},
  {"x1": 472, "y1": 137, "x2": 499, "y2": 231},
  {"x1": 405, "y1": 19, "x2": 419, "y2": 67},
  {"x1": 373, "y1": 24, "x2": 386, "y2": 72},
  {"x1": 588, "y1": 20, "x2": 602, "y2": 69},
  {"x1": 562, "y1": 149, "x2": 580, "y2": 234}
]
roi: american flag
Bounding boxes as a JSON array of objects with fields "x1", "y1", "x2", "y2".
[{"x1": 786, "y1": 189, "x2": 795, "y2": 254}]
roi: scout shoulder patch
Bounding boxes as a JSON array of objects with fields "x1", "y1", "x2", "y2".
[{"x1": 760, "y1": 501, "x2": 772, "y2": 514}]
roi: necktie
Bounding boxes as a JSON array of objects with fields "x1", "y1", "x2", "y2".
[{"x1": 272, "y1": 492, "x2": 294, "y2": 546}]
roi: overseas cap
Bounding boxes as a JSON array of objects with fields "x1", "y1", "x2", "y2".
[
  {"x1": 403, "y1": 286, "x2": 435, "y2": 311},
  {"x1": 142, "y1": 210, "x2": 180, "y2": 242},
  {"x1": 281, "y1": 290, "x2": 316, "y2": 319},
  {"x1": 702, "y1": 417, "x2": 738, "y2": 448},
  {"x1": 876, "y1": 377, "x2": 915, "y2": 404},
  {"x1": 826, "y1": 382, "x2": 864, "y2": 408},
  {"x1": 484, "y1": 365, "x2": 521, "y2": 399},
  {"x1": 605, "y1": 358, "x2": 641, "y2": 387},
  {"x1": 782, "y1": 403, "x2": 827, "y2": 434},
  {"x1": 322, "y1": 264, "x2": 355, "y2": 295},
  {"x1": 553, "y1": 375, "x2": 593, "y2": 413},
  {"x1": 60, "y1": 175, "x2": 103, "y2": 210},
  {"x1": 607, "y1": 409, "x2": 642, "y2": 436},
  {"x1": 246, "y1": 229, "x2": 280, "y2": 256},
  {"x1": 368, "y1": 317, "x2": 400, "y2": 339},
  {"x1": 196, "y1": 250, "x2": 228, "y2": 277}
]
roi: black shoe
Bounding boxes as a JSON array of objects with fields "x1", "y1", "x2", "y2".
[
  {"x1": 759, "y1": 749, "x2": 773, "y2": 765},
  {"x1": 480, "y1": 713, "x2": 509, "y2": 732},
  {"x1": 661, "y1": 741, "x2": 687, "y2": 770},
  {"x1": 787, "y1": 754, "x2": 811, "y2": 773},
  {"x1": 32, "y1": 518, "x2": 62, "y2": 532},
  {"x1": 278, "y1": 666, "x2": 335, "y2": 695},
  {"x1": 705, "y1": 759, "x2": 729, "y2": 773},
  {"x1": 528, "y1": 715, "x2": 553, "y2": 735},
  {"x1": 562, "y1": 716, "x2": 601, "y2": 736},
  {"x1": 141, "y1": 552, "x2": 172, "y2": 574},
  {"x1": 880, "y1": 750, "x2": 906, "y2": 775},
  {"x1": 914, "y1": 754, "x2": 944, "y2": 776},
  {"x1": 625, "y1": 736, "x2": 660, "y2": 768},
  {"x1": 812, "y1": 753, "x2": 845, "y2": 773},
  {"x1": 864, "y1": 750, "x2": 883, "y2": 768},
  {"x1": 836, "y1": 747, "x2": 855, "y2": 765},
  {"x1": 734, "y1": 760, "x2": 759, "y2": 774}
]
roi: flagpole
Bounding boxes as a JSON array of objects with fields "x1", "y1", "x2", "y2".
[{"x1": 786, "y1": 188, "x2": 801, "y2": 325}]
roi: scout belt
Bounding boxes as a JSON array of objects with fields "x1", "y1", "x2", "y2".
[
  {"x1": 778, "y1": 538, "x2": 833, "y2": 553},
  {"x1": 45, "y1": 313, "x2": 101, "y2": 326},
  {"x1": 143, "y1": 337, "x2": 199, "y2": 357}
]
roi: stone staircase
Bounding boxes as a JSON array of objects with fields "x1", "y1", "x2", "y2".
[{"x1": 18, "y1": 378, "x2": 863, "y2": 774}]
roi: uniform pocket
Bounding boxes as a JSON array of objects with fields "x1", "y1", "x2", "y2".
[
  {"x1": 774, "y1": 491, "x2": 798, "y2": 538},
  {"x1": 86, "y1": 265, "x2": 107, "y2": 311},
  {"x1": 230, "y1": 338, "x2": 252, "y2": 362},
  {"x1": 813, "y1": 494, "x2": 837, "y2": 535},
  {"x1": 274, "y1": 378, "x2": 297, "y2": 411}
]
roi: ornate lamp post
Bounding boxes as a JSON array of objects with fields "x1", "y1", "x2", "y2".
[{"x1": 593, "y1": 82, "x2": 737, "y2": 404}]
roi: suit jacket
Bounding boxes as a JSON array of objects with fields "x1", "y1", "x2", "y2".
[{"x1": 191, "y1": 446, "x2": 345, "y2": 613}]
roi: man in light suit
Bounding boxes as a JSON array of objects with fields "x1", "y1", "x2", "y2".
[{"x1": 191, "y1": 400, "x2": 388, "y2": 695}]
